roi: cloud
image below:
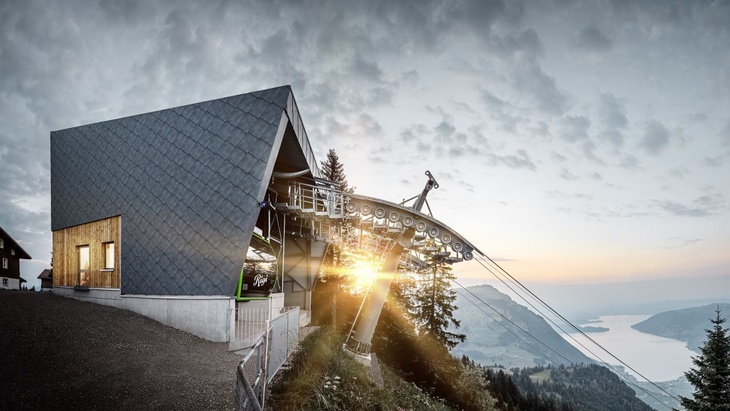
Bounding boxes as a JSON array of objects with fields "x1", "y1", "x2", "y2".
[
  {"x1": 668, "y1": 167, "x2": 689, "y2": 179},
  {"x1": 703, "y1": 156, "x2": 725, "y2": 167},
  {"x1": 511, "y1": 59, "x2": 569, "y2": 116},
  {"x1": 655, "y1": 193, "x2": 725, "y2": 217},
  {"x1": 434, "y1": 119, "x2": 456, "y2": 141},
  {"x1": 479, "y1": 87, "x2": 524, "y2": 133},
  {"x1": 546, "y1": 190, "x2": 591, "y2": 200},
  {"x1": 484, "y1": 149, "x2": 536, "y2": 171},
  {"x1": 551, "y1": 151, "x2": 567, "y2": 162},
  {"x1": 400, "y1": 124, "x2": 428, "y2": 143},
  {"x1": 573, "y1": 25, "x2": 612, "y2": 53},
  {"x1": 324, "y1": 113, "x2": 384, "y2": 140},
  {"x1": 720, "y1": 119, "x2": 730, "y2": 146},
  {"x1": 559, "y1": 115, "x2": 591, "y2": 142},
  {"x1": 597, "y1": 93, "x2": 628, "y2": 148},
  {"x1": 559, "y1": 168, "x2": 579, "y2": 181},
  {"x1": 490, "y1": 28, "x2": 544, "y2": 58},
  {"x1": 350, "y1": 52, "x2": 385, "y2": 82},
  {"x1": 640, "y1": 120, "x2": 670, "y2": 155},
  {"x1": 618, "y1": 154, "x2": 640, "y2": 169},
  {"x1": 481, "y1": 89, "x2": 506, "y2": 110},
  {"x1": 664, "y1": 237, "x2": 702, "y2": 249}
]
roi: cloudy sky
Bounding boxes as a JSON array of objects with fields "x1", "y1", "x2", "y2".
[{"x1": 2, "y1": 0, "x2": 729, "y2": 290}]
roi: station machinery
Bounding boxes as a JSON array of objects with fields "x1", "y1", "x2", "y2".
[{"x1": 242, "y1": 170, "x2": 482, "y2": 364}]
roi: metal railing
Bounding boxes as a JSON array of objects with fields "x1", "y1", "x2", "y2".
[
  {"x1": 267, "y1": 306, "x2": 300, "y2": 382},
  {"x1": 231, "y1": 308, "x2": 271, "y2": 351},
  {"x1": 235, "y1": 306, "x2": 301, "y2": 410},
  {"x1": 236, "y1": 335, "x2": 266, "y2": 411}
]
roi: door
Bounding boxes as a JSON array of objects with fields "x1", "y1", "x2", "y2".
[{"x1": 78, "y1": 245, "x2": 90, "y2": 287}]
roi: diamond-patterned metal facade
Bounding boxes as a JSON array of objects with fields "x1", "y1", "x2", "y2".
[{"x1": 51, "y1": 86, "x2": 301, "y2": 296}]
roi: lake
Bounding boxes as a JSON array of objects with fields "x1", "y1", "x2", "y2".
[{"x1": 562, "y1": 314, "x2": 696, "y2": 382}]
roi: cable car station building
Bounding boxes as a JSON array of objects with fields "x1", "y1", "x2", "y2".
[{"x1": 50, "y1": 86, "x2": 478, "y2": 353}]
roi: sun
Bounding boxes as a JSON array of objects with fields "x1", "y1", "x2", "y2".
[{"x1": 349, "y1": 253, "x2": 381, "y2": 292}]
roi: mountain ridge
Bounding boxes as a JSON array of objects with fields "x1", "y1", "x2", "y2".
[
  {"x1": 631, "y1": 302, "x2": 730, "y2": 352},
  {"x1": 451, "y1": 284, "x2": 594, "y2": 368}
]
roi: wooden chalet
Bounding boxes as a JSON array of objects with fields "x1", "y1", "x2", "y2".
[{"x1": 0, "y1": 225, "x2": 32, "y2": 290}]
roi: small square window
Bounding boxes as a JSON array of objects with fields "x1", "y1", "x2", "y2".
[
  {"x1": 2, "y1": 258, "x2": 7, "y2": 269},
  {"x1": 103, "y1": 242, "x2": 115, "y2": 270}
]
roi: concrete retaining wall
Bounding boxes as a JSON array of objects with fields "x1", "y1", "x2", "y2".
[{"x1": 53, "y1": 286, "x2": 232, "y2": 342}]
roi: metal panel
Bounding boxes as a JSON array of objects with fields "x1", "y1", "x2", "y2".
[{"x1": 51, "y1": 86, "x2": 296, "y2": 296}]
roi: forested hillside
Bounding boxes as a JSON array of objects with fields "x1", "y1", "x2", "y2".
[
  {"x1": 461, "y1": 360, "x2": 655, "y2": 411},
  {"x1": 516, "y1": 363, "x2": 655, "y2": 411},
  {"x1": 451, "y1": 285, "x2": 594, "y2": 368},
  {"x1": 632, "y1": 303, "x2": 730, "y2": 352}
]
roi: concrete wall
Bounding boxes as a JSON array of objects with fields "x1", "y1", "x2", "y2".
[{"x1": 53, "y1": 286, "x2": 232, "y2": 342}]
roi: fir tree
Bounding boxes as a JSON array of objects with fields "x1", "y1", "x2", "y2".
[
  {"x1": 681, "y1": 307, "x2": 730, "y2": 411},
  {"x1": 319, "y1": 148, "x2": 354, "y2": 193},
  {"x1": 412, "y1": 245, "x2": 466, "y2": 349},
  {"x1": 313, "y1": 148, "x2": 354, "y2": 328}
]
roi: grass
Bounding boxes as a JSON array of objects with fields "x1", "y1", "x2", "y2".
[
  {"x1": 529, "y1": 369, "x2": 553, "y2": 383},
  {"x1": 265, "y1": 327, "x2": 455, "y2": 410}
]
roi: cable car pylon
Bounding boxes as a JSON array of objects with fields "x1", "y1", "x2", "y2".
[{"x1": 342, "y1": 171, "x2": 482, "y2": 365}]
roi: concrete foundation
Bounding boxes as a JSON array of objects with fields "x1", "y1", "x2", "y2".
[{"x1": 53, "y1": 286, "x2": 232, "y2": 342}]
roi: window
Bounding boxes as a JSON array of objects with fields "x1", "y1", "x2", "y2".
[
  {"x1": 0, "y1": 238, "x2": 4, "y2": 248},
  {"x1": 2, "y1": 278, "x2": 7, "y2": 286},
  {"x1": 2, "y1": 258, "x2": 7, "y2": 269},
  {"x1": 78, "y1": 245, "x2": 90, "y2": 287},
  {"x1": 11, "y1": 249, "x2": 15, "y2": 256},
  {"x1": 103, "y1": 242, "x2": 115, "y2": 270}
]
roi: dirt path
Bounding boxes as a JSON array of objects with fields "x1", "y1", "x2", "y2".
[{"x1": 0, "y1": 291, "x2": 241, "y2": 410}]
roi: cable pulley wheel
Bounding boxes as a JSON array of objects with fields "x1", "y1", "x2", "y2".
[
  {"x1": 374, "y1": 208, "x2": 386, "y2": 218},
  {"x1": 346, "y1": 202, "x2": 357, "y2": 213},
  {"x1": 415, "y1": 221, "x2": 427, "y2": 232},
  {"x1": 361, "y1": 205, "x2": 371, "y2": 215},
  {"x1": 388, "y1": 211, "x2": 400, "y2": 222},
  {"x1": 402, "y1": 216, "x2": 414, "y2": 227},
  {"x1": 428, "y1": 227, "x2": 440, "y2": 238}
]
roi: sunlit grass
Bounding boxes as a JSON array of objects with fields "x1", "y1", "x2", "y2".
[{"x1": 266, "y1": 327, "x2": 455, "y2": 410}]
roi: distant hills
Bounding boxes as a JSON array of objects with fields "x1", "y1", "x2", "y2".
[
  {"x1": 451, "y1": 284, "x2": 593, "y2": 368},
  {"x1": 631, "y1": 303, "x2": 730, "y2": 352},
  {"x1": 514, "y1": 272, "x2": 730, "y2": 322}
]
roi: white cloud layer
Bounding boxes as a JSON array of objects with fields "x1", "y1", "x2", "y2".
[{"x1": 1, "y1": 0, "x2": 729, "y2": 286}]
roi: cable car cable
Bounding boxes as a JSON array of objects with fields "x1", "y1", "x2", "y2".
[{"x1": 467, "y1": 253, "x2": 681, "y2": 404}]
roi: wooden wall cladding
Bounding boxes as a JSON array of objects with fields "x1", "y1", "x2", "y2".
[{"x1": 52, "y1": 216, "x2": 121, "y2": 288}]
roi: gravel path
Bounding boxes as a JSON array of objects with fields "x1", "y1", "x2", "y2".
[{"x1": 0, "y1": 291, "x2": 241, "y2": 410}]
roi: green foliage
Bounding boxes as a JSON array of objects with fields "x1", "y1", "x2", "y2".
[
  {"x1": 266, "y1": 327, "x2": 455, "y2": 410},
  {"x1": 681, "y1": 307, "x2": 730, "y2": 411},
  {"x1": 372, "y1": 275, "x2": 496, "y2": 410},
  {"x1": 319, "y1": 148, "x2": 354, "y2": 193},
  {"x1": 632, "y1": 303, "x2": 730, "y2": 352},
  {"x1": 499, "y1": 363, "x2": 654, "y2": 411},
  {"x1": 411, "y1": 247, "x2": 466, "y2": 349}
]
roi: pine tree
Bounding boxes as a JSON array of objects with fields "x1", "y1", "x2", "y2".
[
  {"x1": 319, "y1": 148, "x2": 354, "y2": 193},
  {"x1": 411, "y1": 245, "x2": 466, "y2": 349},
  {"x1": 681, "y1": 307, "x2": 730, "y2": 411},
  {"x1": 314, "y1": 148, "x2": 355, "y2": 328}
]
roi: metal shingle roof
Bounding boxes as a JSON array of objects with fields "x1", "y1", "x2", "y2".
[{"x1": 50, "y1": 85, "x2": 316, "y2": 296}]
